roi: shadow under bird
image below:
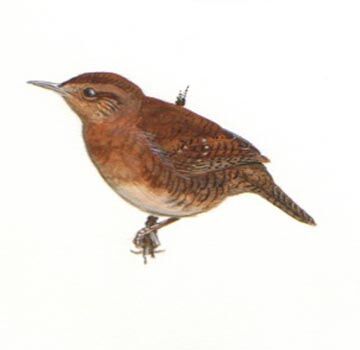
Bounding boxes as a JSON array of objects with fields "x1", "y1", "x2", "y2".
[{"x1": 28, "y1": 72, "x2": 315, "y2": 263}]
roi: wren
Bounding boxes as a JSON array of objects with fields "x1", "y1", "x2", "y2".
[{"x1": 28, "y1": 72, "x2": 315, "y2": 263}]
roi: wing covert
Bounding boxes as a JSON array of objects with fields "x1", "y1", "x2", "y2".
[{"x1": 138, "y1": 97, "x2": 269, "y2": 176}]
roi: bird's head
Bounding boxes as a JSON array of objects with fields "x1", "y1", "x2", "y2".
[{"x1": 28, "y1": 72, "x2": 144, "y2": 124}]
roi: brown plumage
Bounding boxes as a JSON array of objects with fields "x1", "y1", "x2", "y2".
[{"x1": 28, "y1": 72, "x2": 315, "y2": 263}]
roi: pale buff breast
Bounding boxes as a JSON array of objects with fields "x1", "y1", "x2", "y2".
[{"x1": 110, "y1": 181, "x2": 203, "y2": 217}]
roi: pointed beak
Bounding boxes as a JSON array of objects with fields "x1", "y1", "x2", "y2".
[{"x1": 27, "y1": 80, "x2": 66, "y2": 95}]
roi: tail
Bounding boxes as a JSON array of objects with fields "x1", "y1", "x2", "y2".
[
  {"x1": 254, "y1": 183, "x2": 316, "y2": 225},
  {"x1": 240, "y1": 165, "x2": 316, "y2": 225}
]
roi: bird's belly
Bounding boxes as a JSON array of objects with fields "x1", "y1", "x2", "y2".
[{"x1": 112, "y1": 182, "x2": 202, "y2": 217}]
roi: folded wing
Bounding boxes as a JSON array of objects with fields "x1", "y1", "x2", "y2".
[{"x1": 138, "y1": 97, "x2": 269, "y2": 176}]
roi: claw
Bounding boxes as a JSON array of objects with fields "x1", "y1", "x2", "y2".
[
  {"x1": 130, "y1": 248, "x2": 166, "y2": 264},
  {"x1": 131, "y1": 224, "x2": 164, "y2": 264},
  {"x1": 131, "y1": 216, "x2": 179, "y2": 263},
  {"x1": 175, "y1": 85, "x2": 190, "y2": 106}
]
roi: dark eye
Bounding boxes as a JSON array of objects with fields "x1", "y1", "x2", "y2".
[{"x1": 83, "y1": 87, "x2": 97, "y2": 98}]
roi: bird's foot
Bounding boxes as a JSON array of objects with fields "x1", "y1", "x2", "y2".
[
  {"x1": 130, "y1": 216, "x2": 165, "y2": 264},
  {"x1": 175, "y1": 85, "x2": 189, "y2": 106},
  {"x1": 131, "y1": 228, "x2": 165, "y2": 264}
]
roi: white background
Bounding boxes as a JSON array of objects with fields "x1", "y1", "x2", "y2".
[{"x1": 0, "y1": 0, "x2": 359, "y2": 349}]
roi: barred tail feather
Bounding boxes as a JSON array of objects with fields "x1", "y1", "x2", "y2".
[
  {"x1": 254, "y1": 183, "x2": 316, "y2": 225},
  {"x1": 239, "y1": 164, "x2": 316, "y2": 225}
]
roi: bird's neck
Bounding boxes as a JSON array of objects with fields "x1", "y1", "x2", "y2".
[{"x1": 82, "y1": 120, "x2": 151, "y2": 182}]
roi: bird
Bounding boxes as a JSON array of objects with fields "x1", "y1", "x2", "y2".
[{"x1": 28, "y1": 72, "x2": 315, "y2": 263}]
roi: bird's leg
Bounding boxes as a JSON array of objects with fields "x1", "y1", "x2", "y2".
[
  {"x1": 131, "y1": 216, "x2": 179, "y2": 264},
  {"x1": 175, "y1": 85, "x2": 189, "y2": 106}
]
